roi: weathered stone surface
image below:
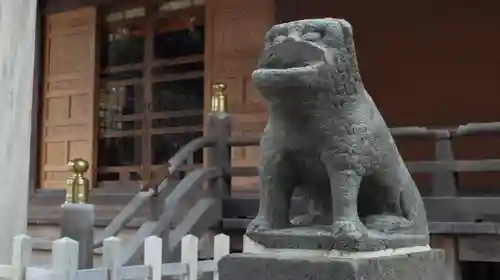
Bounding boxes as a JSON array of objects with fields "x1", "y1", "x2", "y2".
[
  {"x1": 246, "y1": 18, "x2": 429, "y2": 251},
  {"x1": 248, "y1": 226, "x2": 429, "y2": 251},
  {"x1": 0, "y1": 0, "x2": 38, "y2": 263},
  {"x1": 219, "y1": 249, "x2": 445, "y2": 280},
  {"x1": 61, "y1": 204, "x2": 95, "y2": 269}
]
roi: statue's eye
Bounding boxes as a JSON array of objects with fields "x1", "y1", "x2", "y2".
[{"x1": 302, "y1": 32, "x2": 322, "y2": 41}]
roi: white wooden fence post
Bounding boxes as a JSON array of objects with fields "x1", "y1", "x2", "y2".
[
  {"x1": 181, "y1": 235, "x2": 198, "y2": 280},
  {"x1": 213, "y1": 234, "x2": 229, "y2": 280},
  {"x1": 144, "y1": 236, "x2": 162, "y2": 280},
  {"x1": 52, "y1": 237, "x2": 79, "y2": 280},
  {"x1": 103, "y1": 237, "x2": 122, "y2": 280},
  {"x1": 11, "y1": 235, "x2": 32, "y2": 280}
]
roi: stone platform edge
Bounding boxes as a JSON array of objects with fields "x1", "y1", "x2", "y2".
[{"x1": 243, "y1": 235, "x2": 432, "y2": 259}]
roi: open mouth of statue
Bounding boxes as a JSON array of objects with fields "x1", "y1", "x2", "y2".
[
  {"x1": 260, "y1": 56, "x2": 324, "y2": 70},
  {"x1": 254, "y1": 60, "x2": 324, "y2": 77},
  {"x1": 255, "y1": 40, "x2": 327, "y2": 74},
  {"x1": 255, "y1": 53, "x2": 326, "y2": 76}
]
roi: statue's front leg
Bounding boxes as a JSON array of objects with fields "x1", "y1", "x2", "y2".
[
  {"x1": 321, "y1": 152, "x2": 368, "y2": 249},
  {"x1": 246, "y1": 151, "x2": 295, "y2": 233}
]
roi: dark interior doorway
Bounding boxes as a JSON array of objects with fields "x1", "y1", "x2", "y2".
[{"x1": 461, "y1": 262, "x2": 500, "y2": 280}]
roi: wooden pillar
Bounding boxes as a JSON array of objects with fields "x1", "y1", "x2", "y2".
[
  {"x1": 431, "y1": 235, "x2": 462, "y2": 280},
  {"x1": 0, "y1": 0, "x2": 38, "y2": 263},
  {"x1": 204, "y1": 0, "x2": 275, "y2": 191},
  {"x1": 206, "y1": 110, "x2": 232, "y2": 197}
]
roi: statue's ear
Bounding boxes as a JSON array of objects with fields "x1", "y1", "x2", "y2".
[
  {"x1": 338, "y1": 20, "x2": 354, "y2": 46},
  {"x1": 265, "y1": 23, "x2": 288, "y2": 43},
  {"x1": 337, "y1": 19, "x2": 353, "y2": 33},
  {"x1": 330, "y1": 20, "x2": 355, "y2": 56}
]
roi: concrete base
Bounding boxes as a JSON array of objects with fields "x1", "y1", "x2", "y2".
[
  {"x1": 0, "y1": 0, "x2": 38, "y2": 264},
  {"x1": 219, "y1": 249, "x2": 445, "y2": 280},
  {"x1": 60, "y1": 203, "x2": 95, "y2": 269}
]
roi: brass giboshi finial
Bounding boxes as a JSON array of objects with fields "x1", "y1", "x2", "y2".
[
  {"x1": 65, "y1": 158, "x2": 91, "y2": 204},
  {"x1": 211, "y1": 83, "x2": 227, "y2": 113}
]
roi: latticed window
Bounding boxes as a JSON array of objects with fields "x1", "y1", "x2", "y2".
[{"x1": 98, "y1": 1, "x2": 205, "y2": 187}]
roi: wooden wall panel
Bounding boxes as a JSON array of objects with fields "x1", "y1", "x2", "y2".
[
  {"x1": 205, "y1": 0, "x2": 275, "y2": 189},
  {"x1": 293, "y1": 0, "x2": 500, "y2": 128},
  {"x1": 40, "y1": 7, "x2": 99, "y2": 189},
  {"x1": 292, "y1": 0, "x2": 500, "y2": 193}
]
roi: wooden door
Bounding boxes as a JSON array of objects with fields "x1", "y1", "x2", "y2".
[
  {"x1": 40, "y1": 7, "x2": 99, "y2": 189},
  {"x1": 205, "y1": 0, "x2": 275, "y2": 190}
]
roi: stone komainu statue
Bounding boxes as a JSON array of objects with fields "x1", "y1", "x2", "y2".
[{"x1": 246, "y1": 18, "x2": 429, "y2": 251}]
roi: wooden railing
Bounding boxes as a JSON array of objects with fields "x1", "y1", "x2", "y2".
[
  {"x1": 222, "y1": 121, "x2": 500, "y2": 236},
  {"x1": 86, "y1": 111, "x2": 231, "y2": 266},
  {"x1": 227, "y1": 126, "x2": 457, "y2": 193},
  {"x1": 227, "y1": 122, "x2": 500, "y2": 192},
  {"x1": 93, "y1": 135, "x2": 216, "y2": 248}
]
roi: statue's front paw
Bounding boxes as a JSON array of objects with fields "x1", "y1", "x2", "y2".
[
  {"x1": 332, "y1": 219, "x2": 367, "y2": 238},
  {"x1": 291, "y1": 213, "x2": 323, "y2": 226},
  {"x1": 331, "y1": 219, "x2": 371, "y2": 250},
  {"x1": 363, "y1": 214, "x2": 412, "y2": 232},
  {"x1": 246, "y1": 216, "x2": 271, "y2": 234}
]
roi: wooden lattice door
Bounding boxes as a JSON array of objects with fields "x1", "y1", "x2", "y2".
[
  {"x1": 40, "y1": 7, "x2": 99, "y2": 189},
  {"x1": 98, "y1": 3, "x2": 205, "y2": 188}
]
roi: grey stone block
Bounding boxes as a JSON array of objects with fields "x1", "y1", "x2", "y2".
[
  {"x1": 219, "y1": 249, "x2": 444, "y2": 280},
  {"x1": 60, "y1": 203, "x2": 95, "y2": 269}
]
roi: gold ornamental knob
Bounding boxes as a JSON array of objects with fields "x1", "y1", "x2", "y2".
[
  {"x1": 213, "y1": 83, "x2": 226, "y2": 94},
  {"x1": 65, "y1": 158, "x2": 91, "y2": 204},
  {"x1": 69, "y1": 158, "x2": 90, "y2": 174},
  {"x1": 211, "y1": 83, "x2": 227, "y2": 113}
]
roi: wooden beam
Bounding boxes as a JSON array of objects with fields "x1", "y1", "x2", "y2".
[
  {"x1": 424, "y1": 197, "x2": 500, "y2": 222},
  {"x1": 459, "y1": 235, "x2": 500, "y2": 263}
]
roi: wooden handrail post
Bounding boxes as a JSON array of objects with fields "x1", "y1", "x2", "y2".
[
  {"x1": 207, "y1": 83, "x2": 232, "y2": 197},
  {"x1": 61, "y1": 158, "x2": 94, "y2": 269},
  {"x1": 432, "y1": 131, "x2": 458, "y2": 196}
]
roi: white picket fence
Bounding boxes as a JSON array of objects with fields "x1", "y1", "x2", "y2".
[{"x1": 0, "y1": 233, "x2": 231, "y2": 280}]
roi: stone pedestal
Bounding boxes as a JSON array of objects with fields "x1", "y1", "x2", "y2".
[
  {"x1": 219, "y1": 249, "x2": 445, "y2": 280},
  {"x1": 60, "y1": 203, "x2": 95, "y2": 269}
]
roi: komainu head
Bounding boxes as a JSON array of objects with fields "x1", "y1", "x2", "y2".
[{"x1": 253, "y1": 18, "x2": 362, "y2": 94}]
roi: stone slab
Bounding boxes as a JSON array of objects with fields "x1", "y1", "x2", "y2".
[
  {"x1": 247, "y1": 226, "x2": 429, "y2": 251},
  {"x1": 219, "y1": 249, "x2": 445, "y2": 280}
]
